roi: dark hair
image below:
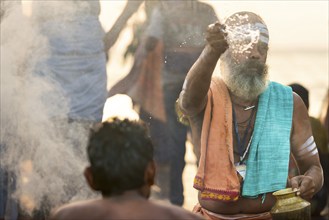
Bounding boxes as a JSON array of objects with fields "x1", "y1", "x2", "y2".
[
  {"x1": 289, "y1": 83, "x2": 309, "y2": 109},
  {"x1": 87, "y1": 118, "x2": 153, "y2": 196}
]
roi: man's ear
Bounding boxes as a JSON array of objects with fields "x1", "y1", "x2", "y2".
[
  {"x1": 84, "y1": 166, "x2": 99, "y2": 191},
  {"x1": 145, "y1": 160, "x2": 156, "y2": 186}
]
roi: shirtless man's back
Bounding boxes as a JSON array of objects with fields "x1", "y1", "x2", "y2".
[
  {"x1": 50, "y1": 118, "x2": 204, "y2": 220},
  {"x1": 51, "y1": 196, "x2": 203, "y2": 220}
]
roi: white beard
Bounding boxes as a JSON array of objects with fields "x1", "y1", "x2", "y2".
[{"x1": 220, "y1": 52, "x2": 269, "y2": 101}]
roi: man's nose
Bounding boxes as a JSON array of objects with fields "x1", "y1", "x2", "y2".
[{"x1": 249, "y1": 46, "x2": 261, "y2": 59}]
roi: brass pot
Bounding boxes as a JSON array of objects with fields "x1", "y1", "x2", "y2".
[{"x1": 270, "y1": 188, "x2": 311, "y2": 220}]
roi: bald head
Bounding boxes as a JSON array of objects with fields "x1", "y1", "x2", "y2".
[
  {"x1": 224, "y1": 11, "x2": 269, "y2": 53},
  {"x1": 225, "y1": 11, "x2": 266, "y2": 26},
  {"x1": 220, "y1": 12, "x2": 270, "y2": 100}
]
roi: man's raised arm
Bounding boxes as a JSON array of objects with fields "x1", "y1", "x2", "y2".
[{"x1": 178, "y1": 22, "x2": 228, "y2": 116}]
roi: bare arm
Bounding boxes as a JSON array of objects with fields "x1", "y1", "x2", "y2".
[
  {"x1": 179, "y1": 22, "x2": 228, "y2": 116},
  {"x1": 103, "y1": 1, "x2": 143, "y2": 53},
  {"x1": 145, "y1": 36, "x2": 159, "y2": 52},
  {"x1": 289, "y1": 93, "x2": 323, "y2": 200}
]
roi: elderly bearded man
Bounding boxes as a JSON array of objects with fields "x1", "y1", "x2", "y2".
[{"x1": 177, "y1": 11, "x2": 323, "y2": 220}]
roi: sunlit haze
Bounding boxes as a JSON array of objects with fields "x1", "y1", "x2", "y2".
[
  {"x1": 3, "y1": 0, "x2": 328, "y2": 212},
  {"x1": 100, "y1": 1, "x2": 328, "y2": 51},
  {"x1": 99, "y1": 0, "x2": 328, "y2": 117}
]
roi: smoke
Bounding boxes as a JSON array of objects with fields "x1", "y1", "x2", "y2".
[{"x1": 1, "y1": 1, "x2": 97, "y2": 216}]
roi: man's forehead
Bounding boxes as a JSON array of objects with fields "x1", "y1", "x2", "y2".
[
  {"x1": 225, "y1": 12, "x2": 265, "y2": 26},
  {"x1": 224, "y1": 12, "x2": 269, "y2": 53}
]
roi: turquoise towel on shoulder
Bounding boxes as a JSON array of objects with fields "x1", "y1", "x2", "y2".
[{"x1": 242, "y1": 81, "x2": 293, "y2": 197}]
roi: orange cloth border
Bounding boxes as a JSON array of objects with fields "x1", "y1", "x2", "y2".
[
  {"x1": 194, "y1": 77, "x2": 240, "y2": 202},
  {"x1": 194, "y1": 176, "x2": 239, "y2": 201}
]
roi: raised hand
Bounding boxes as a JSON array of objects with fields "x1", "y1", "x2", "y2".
[{"x1": 205, "y1": 21, "x2": 228, "y2": 56}]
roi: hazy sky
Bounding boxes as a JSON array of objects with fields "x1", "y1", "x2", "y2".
[
  {"x1": 208, "y1": 1, "x2": 328, "y2": 51},
  {"x1": 100, "y1": 0, "x2": 329, "y2": 51}
]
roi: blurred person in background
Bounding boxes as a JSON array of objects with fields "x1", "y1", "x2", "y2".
[
  {"x1": 103, "y1": 0, "x2": 144, "y2": 58},
  {"x1": 31, "y1": 0, "x2": 107, "y2": 197},
  {"x1": 288, "y1": 83, "x2": 328, "y2": 218},
  {"x1": 319, "y1": 89, "x2": 329, "y2": 217},
  {"x1": 4, "y1": 1, "x2": 108, "y2": 219},
  {"x1": 178, "y1": 11, "x2": 323, "y2": 219},
  {"x1": 143, "y1": 0, "x2": 218, "y2": 206},
  {"x1": 107, "y1": 0, "x2": 171, "y2": 201},
  {"x1": 49, "y1": 118, "x2": 205, "y2": 220},
  {"x1": 31, "y1": 0, "x2": 107, "y2": 126}
]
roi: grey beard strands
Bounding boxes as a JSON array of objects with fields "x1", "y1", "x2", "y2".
[{"x1": 221, "y1": 55, "x2": 269, "y2": 101}]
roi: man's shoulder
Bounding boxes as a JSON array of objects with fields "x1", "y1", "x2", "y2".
[
  {"x1": 50, "y1": 200, "x2": 101, "y2": 220},
  {"x1": 150, "y1": 200, "x2": 204, "y2": 219},
  {"x1": 51, "y1": 199, "x2": 204, "y2": 220}
]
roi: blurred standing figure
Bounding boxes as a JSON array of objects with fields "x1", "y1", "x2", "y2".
[
  {"x1": 107, "y1": 0, "x2": 171, "y2": 201},
  {"x1": 19, "y1": 1, "x2": 108, "y2": 218},
  {"x1": 2, "y1": 1, "x2": 151, "y2": 219},
  {"x1": 32, "y1": 1, "x2": 107, "y2": 125},
  {"x1": 144, "y1": 0, "x2": 218, "y2": 206},
  {"x1": 289, "y1": 83, "x2": 328, "y2": 217},
  {"x1": 103, "y1": 0, "x2": 144, "y2": 56}
]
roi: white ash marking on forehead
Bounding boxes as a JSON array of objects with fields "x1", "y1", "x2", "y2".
[
  {"x1": 223, "y1": 14, "x2": 269, "y2": 54},
  {"x1": 227, "y1": 13, "x2": 250, "y2": 25}
]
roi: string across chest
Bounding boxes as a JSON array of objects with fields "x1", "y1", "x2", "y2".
[{"x1": 231, "y1": 100, "x2": 257, "y2": 163}]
